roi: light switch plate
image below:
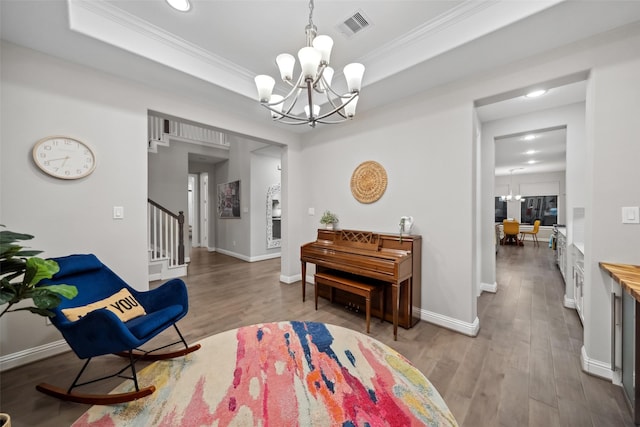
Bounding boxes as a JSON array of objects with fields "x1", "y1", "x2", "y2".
[
  {"x1": 113, "y1": 206, "x2": 124, "y2": 219},
  {"x1": 308, "y1": 208, "x2": 315, "y2": 215},
  {"x1": 622, "y1": 206, "x2": 639, "y2": 224}
]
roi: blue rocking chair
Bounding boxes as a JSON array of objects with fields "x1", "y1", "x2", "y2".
[{"x1": 35, "y1": 254, "x2": 200, "y2": 404}]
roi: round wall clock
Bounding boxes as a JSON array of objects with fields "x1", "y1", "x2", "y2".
[{"x1": 32, "y1": 136, "x2": 96, "y2": 180}]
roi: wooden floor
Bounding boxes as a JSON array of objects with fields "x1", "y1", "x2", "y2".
[{"x1": 0, "y1": 244, "x2": 634, "y2": 426}]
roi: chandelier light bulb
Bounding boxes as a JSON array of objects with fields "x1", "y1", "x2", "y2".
[
  {"x1": 269, "y1": 95, "x2": 284, "y2": 119},
  {"x1": 298, "y1": 47, "x2": 321, "y2": 80},
  {"x1": 312, "y1": 35, "x2": 333, "y2": 64},
  {"x1": 304, "y1": 104, "x2": 320, "y2": 118},
  {"x1": 318, "y1": 67, "x2": 334, "y2": 91},
  {"x1": 344, "y1": 63, "x2": 365, "y2": 93},
  {"x1": 343, "y1": 95, "x2": 359, "y2": 118},
  {"x1": 276, "y1": 54, "x2": 295, "y2": 81},
  {"x1": 254, "y1": 75, "x2": 275, "y2": 102}
]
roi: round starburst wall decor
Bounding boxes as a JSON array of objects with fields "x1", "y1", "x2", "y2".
[{"x1": 350, "y1": 160, "x2": 387, "y2": 204}]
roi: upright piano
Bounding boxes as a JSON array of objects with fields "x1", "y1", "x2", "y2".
[{"x1": 300, "y1": 229, "x2": 421, "y2": 339}]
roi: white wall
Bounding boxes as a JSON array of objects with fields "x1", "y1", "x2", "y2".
[
  {"x1": 300, "y1": 98, "x2": 479, "y2": 333},
  {"x1": 1, "y1": 43, "x2": 148, "y2": 357},
  {"x1": 584, "y1": 56, "x2": 640, "y2": 375},
  {"x1": 213, "y1": 135, "x2": 272, "y2": 259},
  {"x1": 0, "y1": 42, "x2": 298, "y2": 365}
]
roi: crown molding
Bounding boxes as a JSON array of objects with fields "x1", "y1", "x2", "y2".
[
  {"x1": 67, "y1": 0, "x2": 256, "y2": 98},
  {"x1": 66, "y1": 0, "x2": 565, "y2": 102},
  {"x1": 360, "y1": 0, "x2": 565, "y2": 86}
]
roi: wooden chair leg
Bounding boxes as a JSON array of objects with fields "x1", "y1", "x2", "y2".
[
  {"x1": 314, "y1": 280, "x2": 319, "y2": 310},
  {"x1": 365, "y1": 296, "x2": 371, "y2": 334}
]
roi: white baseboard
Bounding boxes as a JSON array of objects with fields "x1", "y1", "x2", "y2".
[
  {"x1": 0, "y1": 339, "x2": 70, "y2": 372},
  {"x1": 215, "y1": 248, "x2": 281, "y2": 263},
  {"x1": 564, "y1": 295, "x2": 576, "y2": 309},
  {"x1": 419, "y1": 308, "x2": 480, "y2": 337},
  {"x1": 249, "y1": 253, "x2": 281, "y2": 262},
  {"x1": 480, "y1": 281, "x2": 497, "y2": 294},
  {"x1": 280, "y1": 273, "x2": 302, "y2": 284},
  {"x1": 215, "y1": 248, "x2": 249, "y2": 261},
  {"x1": 581, "y1": 345, "x2": 612, "y2": 380}
]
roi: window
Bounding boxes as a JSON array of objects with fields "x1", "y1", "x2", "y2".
[
  {"x1": 495, "y1": 198, "x2": 507, "y2": 223},
  {"x1": 520, "y1": 195, "x2": 557, "y2": 225}
]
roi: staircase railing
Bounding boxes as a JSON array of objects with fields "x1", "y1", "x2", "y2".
[{"x1": 147, "y1": 199, "x2": 185, "y2": 267}]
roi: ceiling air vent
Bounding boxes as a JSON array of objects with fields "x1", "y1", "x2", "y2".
[{"x1": 338, "y1": 10, "x2": 371, "y2": 38}]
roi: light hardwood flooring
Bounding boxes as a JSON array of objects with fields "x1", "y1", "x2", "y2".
[{"x1": 0, "y1": 244, "x2": 634, "y2": 426}]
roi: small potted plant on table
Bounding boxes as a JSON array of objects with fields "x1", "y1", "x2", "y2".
[{"x1": 320, "y1": 211, "x2": 339, "y2": 230}]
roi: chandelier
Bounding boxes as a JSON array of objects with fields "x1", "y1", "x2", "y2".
[
  {"x1": 500, "y1": 168, "x2": 525, "y2": 203},
  {"x1": 254, "y1": 0, "x2": 365, "y2": 127}
]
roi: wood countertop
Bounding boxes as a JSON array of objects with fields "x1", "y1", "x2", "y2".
[{"x1": 600, "y1": 262, "x2": 640, "y2": 301}]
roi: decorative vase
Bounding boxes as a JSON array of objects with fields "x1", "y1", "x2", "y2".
[
  {"x1": 400, "y1": 216, "x2": 414, "y2": 234},
  {"x1": 0, "y1": 413, "x2": 11, "y2": 427},
  {"x1": 326, "y1": 223, "x2": 334, "y2": 230}
]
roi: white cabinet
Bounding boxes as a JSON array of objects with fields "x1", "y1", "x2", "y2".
[
  {"x1": 573, "y1": 248, "x2": 584, "y2": 323},
  {"x1": 557, "y1": 229, "x2": 567, "y2": 281}
]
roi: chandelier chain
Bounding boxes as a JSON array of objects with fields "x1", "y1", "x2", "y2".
[{"x1": 308, "y1": 0, "x2": 314, "y2": 27}]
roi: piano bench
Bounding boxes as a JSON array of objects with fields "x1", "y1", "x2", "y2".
[{"x1": 314, "y1": 272, "x2": 385, "y2": 334}]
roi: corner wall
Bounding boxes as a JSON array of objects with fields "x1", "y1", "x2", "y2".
[{"x1": 0, "y1": 41, "x2": 298, "y2": 367}]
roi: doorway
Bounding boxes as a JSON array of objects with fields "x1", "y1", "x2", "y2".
[{"x1": 188, "y1": 174, "x2": 199, "y2": 247}]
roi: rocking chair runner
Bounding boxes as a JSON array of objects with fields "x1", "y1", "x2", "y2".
[{"x1": 35, "y1": 254, "x2": 200, "y2": 405}]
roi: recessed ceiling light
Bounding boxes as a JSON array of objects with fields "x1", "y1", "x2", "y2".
[
  {"x1": 527, "y1": 160, "x2": 537, "y2": 164},
  {"x1": 525, "y1": 89, "x2": 547, "y2": 98},
  {"x1": 523, "y1": 134, "x2": 536, "y2": 141},
  {"x1": 166, "y1": 0, "x2": 191, "y2": 12},
  {"x1": 525, "y1": 150, "x2": 536, "y2": 155}
]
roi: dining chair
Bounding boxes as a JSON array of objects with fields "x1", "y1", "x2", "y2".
[
  {"x1": 502, "y1": 220, "x2": 521, "y2": 246},
  {"x1": 520, "y1": 220, "x2": 541, "y2": 246}
]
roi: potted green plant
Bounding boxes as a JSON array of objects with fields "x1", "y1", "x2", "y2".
[
  {"x1": 0, "y1": 227, "x2": 77, "y2": 318},
  {"x1": 319, "y1": 211, "x2": 339, "y2": 230},
  {"x1": 0, "y1": 227, "x2": 77, "y2": 426}
]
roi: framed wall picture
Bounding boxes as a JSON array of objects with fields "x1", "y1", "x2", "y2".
[{"x1": 218, "y1": 180, "x2": 240, "y2": 218}]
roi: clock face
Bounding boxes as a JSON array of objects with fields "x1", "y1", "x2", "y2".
[{"x1": 32, "y1": 136, "x2": 96, "y2": 180}]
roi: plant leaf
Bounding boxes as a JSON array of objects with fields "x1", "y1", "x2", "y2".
[
  {"x1": 0, "y1": 230, "x2": 34, "y2": 244},
  {"x1": 0, "y1": 285, "x2": 17, "y2": 304},
  {"x1": 38, "y1": 284, "x2": 78, "y2": 300},
  {"x1": 32, "y1": 290, "x2": 62, "y2": 310},
  {"x1": 24, "y1": 258, "x2": 60, "y2": 285}
]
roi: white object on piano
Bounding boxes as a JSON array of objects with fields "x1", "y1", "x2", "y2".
[{"x1": 399, "y1": 216, "x2": 414, "y2": 235}]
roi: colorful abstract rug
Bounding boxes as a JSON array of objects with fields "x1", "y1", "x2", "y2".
[{"x1": 72, "y1": 321, "x2": 458, "y2": 426}]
